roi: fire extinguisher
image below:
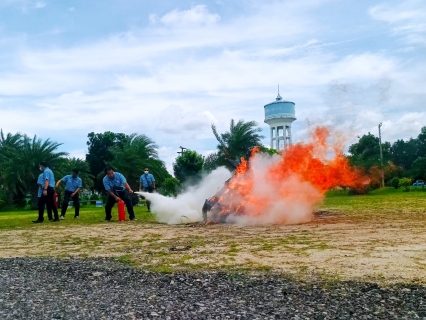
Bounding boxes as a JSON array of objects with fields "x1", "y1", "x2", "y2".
[
  {"x1": 118, "y1": 200, "x2": 126, "y2": 221},
  {"x1": 53, "y1": 193, "x2": 59, "y2": 208}
]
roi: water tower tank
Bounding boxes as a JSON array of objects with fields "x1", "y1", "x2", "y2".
[{"x1": 264, "y1": 91, "x2": 296, "y2": 150}]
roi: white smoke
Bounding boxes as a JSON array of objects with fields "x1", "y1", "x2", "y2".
[
  {"x1": 137, "y1": 152, "x2": 323, "y2": 225},
  {"x1": 136, "y1": 167, "x2": 232, "y2": 224}
]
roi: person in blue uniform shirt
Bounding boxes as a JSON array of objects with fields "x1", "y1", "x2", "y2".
[
  {"x1": 102, "y1": 166, "x2": 136, "y2": 221},
  {"x1": 139, "y1": 167, "x2": 156, "y2": 212},
  {"x1": 56, "y1": 169, "x2": 82, "y2": 219},
  {"x1": 33, "y1": 161, "x2": 60, "y2": 223},
  {"x1": 37, "y1": 173, "x2": 52, "y2": 221}
]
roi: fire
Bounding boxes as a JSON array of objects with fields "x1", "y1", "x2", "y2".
[{"x1": 212, "y1": 127, "x2": 369, "y2": 224}]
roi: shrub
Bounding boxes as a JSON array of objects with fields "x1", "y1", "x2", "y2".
[
  {"x1": 389, "y1": 177, "x2": 400, "y2": 189},
  {"x1": 399, "y1": 178, "x2": 412, "y2": 191},
  {"x1": 0, "y1": 200, "x2": 5, "y2": 210}
]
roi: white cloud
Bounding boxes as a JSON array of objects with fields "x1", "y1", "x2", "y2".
[
  {"x1": 369, "y1": 1, "x2": 426, "y2": 47},
  {"x1": 369, "y1": 5, "x2": 420, "y2": 23},
  {"x1": 0, "y1": 1, "x2": 425, "y2": 172},
  {"x1": 150, "y1": 5, "x2": 220, "y2": 27},
  {"x1": 0, "y1": 0, "x2": 45, "y2": 10},
  {"x1": 34, "y1": 1, "x2": 45, "y2": 8}
]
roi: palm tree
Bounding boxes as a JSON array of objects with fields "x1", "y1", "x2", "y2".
[
  {"x1": 109, "y1": 134, "x2": 170, "y2": 190},
  {"x1": 206, "y1": 119, "x2": 264, "y2": 171},
  {"x1": 0, "y1": 130, "x2": 24, "y2": 206},
  {"x1": 3, "y1": 134, "x2": 68, "y2": 208}
]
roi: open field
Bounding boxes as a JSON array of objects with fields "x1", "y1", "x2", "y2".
[{"x1": 1, "y1": 188, "x2": 426, "y2": 284}]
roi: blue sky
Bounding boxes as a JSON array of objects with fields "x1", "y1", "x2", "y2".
[{"x1": 0, "y1": 0, "x2": 425, "y2": 173}]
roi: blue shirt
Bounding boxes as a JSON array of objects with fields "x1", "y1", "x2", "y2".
[
  {"x1": 140, "y1": 173, "x2": 155, "y2": 188},
  {"x1": 61, "y1": 175, "x2": 82, "y2": 192},
  {"x1": 103, "y1": 172, "x2": 127, "y2": 191},
  {"x1": 37, "y1": 173, "x2": 44, "y2": 197},
  {"x1": 42, "y1": 167, "x2": 55, "y2": 188}
]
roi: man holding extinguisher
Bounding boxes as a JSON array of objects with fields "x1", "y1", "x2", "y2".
[
  {"x1": 32, "y1": 161, "x2": 60, "y2": 223},
  {"x1": 102, "y1": 166, "x2": 136, "y2": 222}
]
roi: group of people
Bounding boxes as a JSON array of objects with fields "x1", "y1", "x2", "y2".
[{"x1": 32, "y1": 161, "x2": 156, "y2": 223}]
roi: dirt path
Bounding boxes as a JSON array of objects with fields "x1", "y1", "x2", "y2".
[{"x1": 1, "y1": 213, "x2": 426, "y2": 284}]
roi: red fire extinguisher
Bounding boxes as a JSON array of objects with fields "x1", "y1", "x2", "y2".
[
  {"x1": 53, "y1": 193, "x2": 59, "y2": 208},
  {"x1": 118, "y1": 200, "x2": 126, "y2": 221}
]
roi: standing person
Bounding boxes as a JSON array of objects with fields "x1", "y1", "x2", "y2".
[
  {"x1": 139, "y1": 167, "x2": 155, "y2": 212},
  {"x1": 102, "y1": 166, "x2": 136, "y2": 221},
  {"x1": 32, "y1": 161, "x2": 59, "y2": 223},
  {"x1": 34, "y1": 173, "x2": 53, "y2": 222},
  {"x1": 56, "y1": 169, "x2": 82, "y2": 219}
]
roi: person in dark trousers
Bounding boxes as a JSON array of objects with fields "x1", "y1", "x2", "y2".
[
  {"x1": 56, "y1": 169, "x2": 82, "y2": 219},
  {"x1": 37, "y1": 173, "x2": 52, "y2": 221},
  {"x1": 102, "y1": 166, "x2": 136, "y2": 221},
  {"x1": 33, "y1": 161, "x2": 59, "y2": 223},
  {"x1": 139, "y1": 167, "x2": 156, "y2": 212}
]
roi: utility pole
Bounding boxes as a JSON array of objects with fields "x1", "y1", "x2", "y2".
[
  {"x1": 177, "y1": 146, "x2": 187, "y2": 155},
  {"x1": 378, "y1": 123, "x2": 384, "y2": 188}
]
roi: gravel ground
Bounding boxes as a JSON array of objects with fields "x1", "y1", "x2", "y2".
[{"x1": 1, "y1": 258, "x2": 426, "y2": 319}]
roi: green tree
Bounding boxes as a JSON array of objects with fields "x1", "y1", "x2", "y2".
[
  {"x1": 399, "y1": 177, "x2": 412, "y2": 191},
  {"x1": 417, "y1": 126, "x2": 426, "y2": 158},
  {"x1": 0, "y1": 133, "x2": 67, "y2": 208},
  {"x1": 259, "y1": 146, "x2": 280, "y2": 156},
  {"x1": 389, "y1": 177, "x2": 400, "y2": 189},
  {"x1": 109, "y1": 134, "x2": 170, "y2": 191},
  {"x1": 207, "y1": 119, "x2": 264, "y2": 171},
  {"x1": 0, "y1": 130, "x2": 24, "y2": 206},
  {"x1": 161, "y1": 177, "x2": 180, "y2": 197},
  {"x1": 409, "y1": 157, "x2": 426, "y2": 181},
  {"x1": 85, "y1": 131, "x2": 129, "y2": 192},
  {"x1": 348, "y1": 133, "x2": 391, "y2": 170},
  {"x1": 203, "y1": 152, "x2": 221, "y2": 174},
  {"x1": 390, "y1": 138, "x2": 418, "y2": 171},
  {"x1": 173, "y1": 150, "x2": 204, "y2": 184}
]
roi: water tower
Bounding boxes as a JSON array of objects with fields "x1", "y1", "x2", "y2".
[{"x1": 264, "y1": 87, "x2": 296, "y2": 150}]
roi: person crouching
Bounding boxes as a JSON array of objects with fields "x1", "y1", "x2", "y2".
[{"x1": 102, "y1": 166, "x2": 136, "y2": 221}]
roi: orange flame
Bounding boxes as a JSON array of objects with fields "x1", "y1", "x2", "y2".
[{"x1": 215, "y1": 127, "x2": 369, "y2": 223}]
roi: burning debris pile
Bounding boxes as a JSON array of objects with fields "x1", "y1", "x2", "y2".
[{"x1": 202, "y1": 127, "x2": 369, "y2": 224}]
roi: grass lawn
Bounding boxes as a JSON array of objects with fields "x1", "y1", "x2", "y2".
[
  {"x1": 0, "y1": 187, "x2": 425, "y2": 284},
  {"x1": 0, "y1": 204, "x2": 156, "y2": 230}
]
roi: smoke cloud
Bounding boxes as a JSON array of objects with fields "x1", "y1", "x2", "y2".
[
  {"x1": 136, "y1": 167, "x2": 231, "y2": 224},
  {"x1": 138, "y1": 127, "x2": 367, "y2": 225}
]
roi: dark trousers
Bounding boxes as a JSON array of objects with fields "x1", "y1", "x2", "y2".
[
  {"x1": 61, "y1": 190, "x2": 80, "y2": 217},
  {"x1": 105, "y1": 189, "x2": 135, "y2": 220},
  {"x1": 143, "y1": 187, "x2": 154, "y2": 211},
  {"x1": 38, "y1": 196, "x2": 52, "y2": 221},
  {"x1": 39, "y1": 187, "x2": 59, "y2": 220}
]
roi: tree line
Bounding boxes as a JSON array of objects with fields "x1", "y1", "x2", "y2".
[
  {"x1": 348, "y1": 126, "x2": 426, "y2": 188},
  {"x1": 2, "y1": 121, "x2": 422, "y2": 210},
  {"x1": 0, "y1": 119, "x2": 266, "y2": 210}
]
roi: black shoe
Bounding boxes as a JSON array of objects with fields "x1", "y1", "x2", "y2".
[
  {"x1": 48, "y1": 218, "x2": 54, "y2": 222},
  {"x1": 51, "y1": 218, "x2": 60, "y2": 222},
  {"x1": 32, "y1": 219, "x2": 43, "y2": 223},
  {"x1": 130, "y1": 217, "x2": 137, "y2": 221}
]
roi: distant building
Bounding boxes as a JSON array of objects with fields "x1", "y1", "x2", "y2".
[{"x1": 264, "y1": 87, "x2": 296, "y2": 150}]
